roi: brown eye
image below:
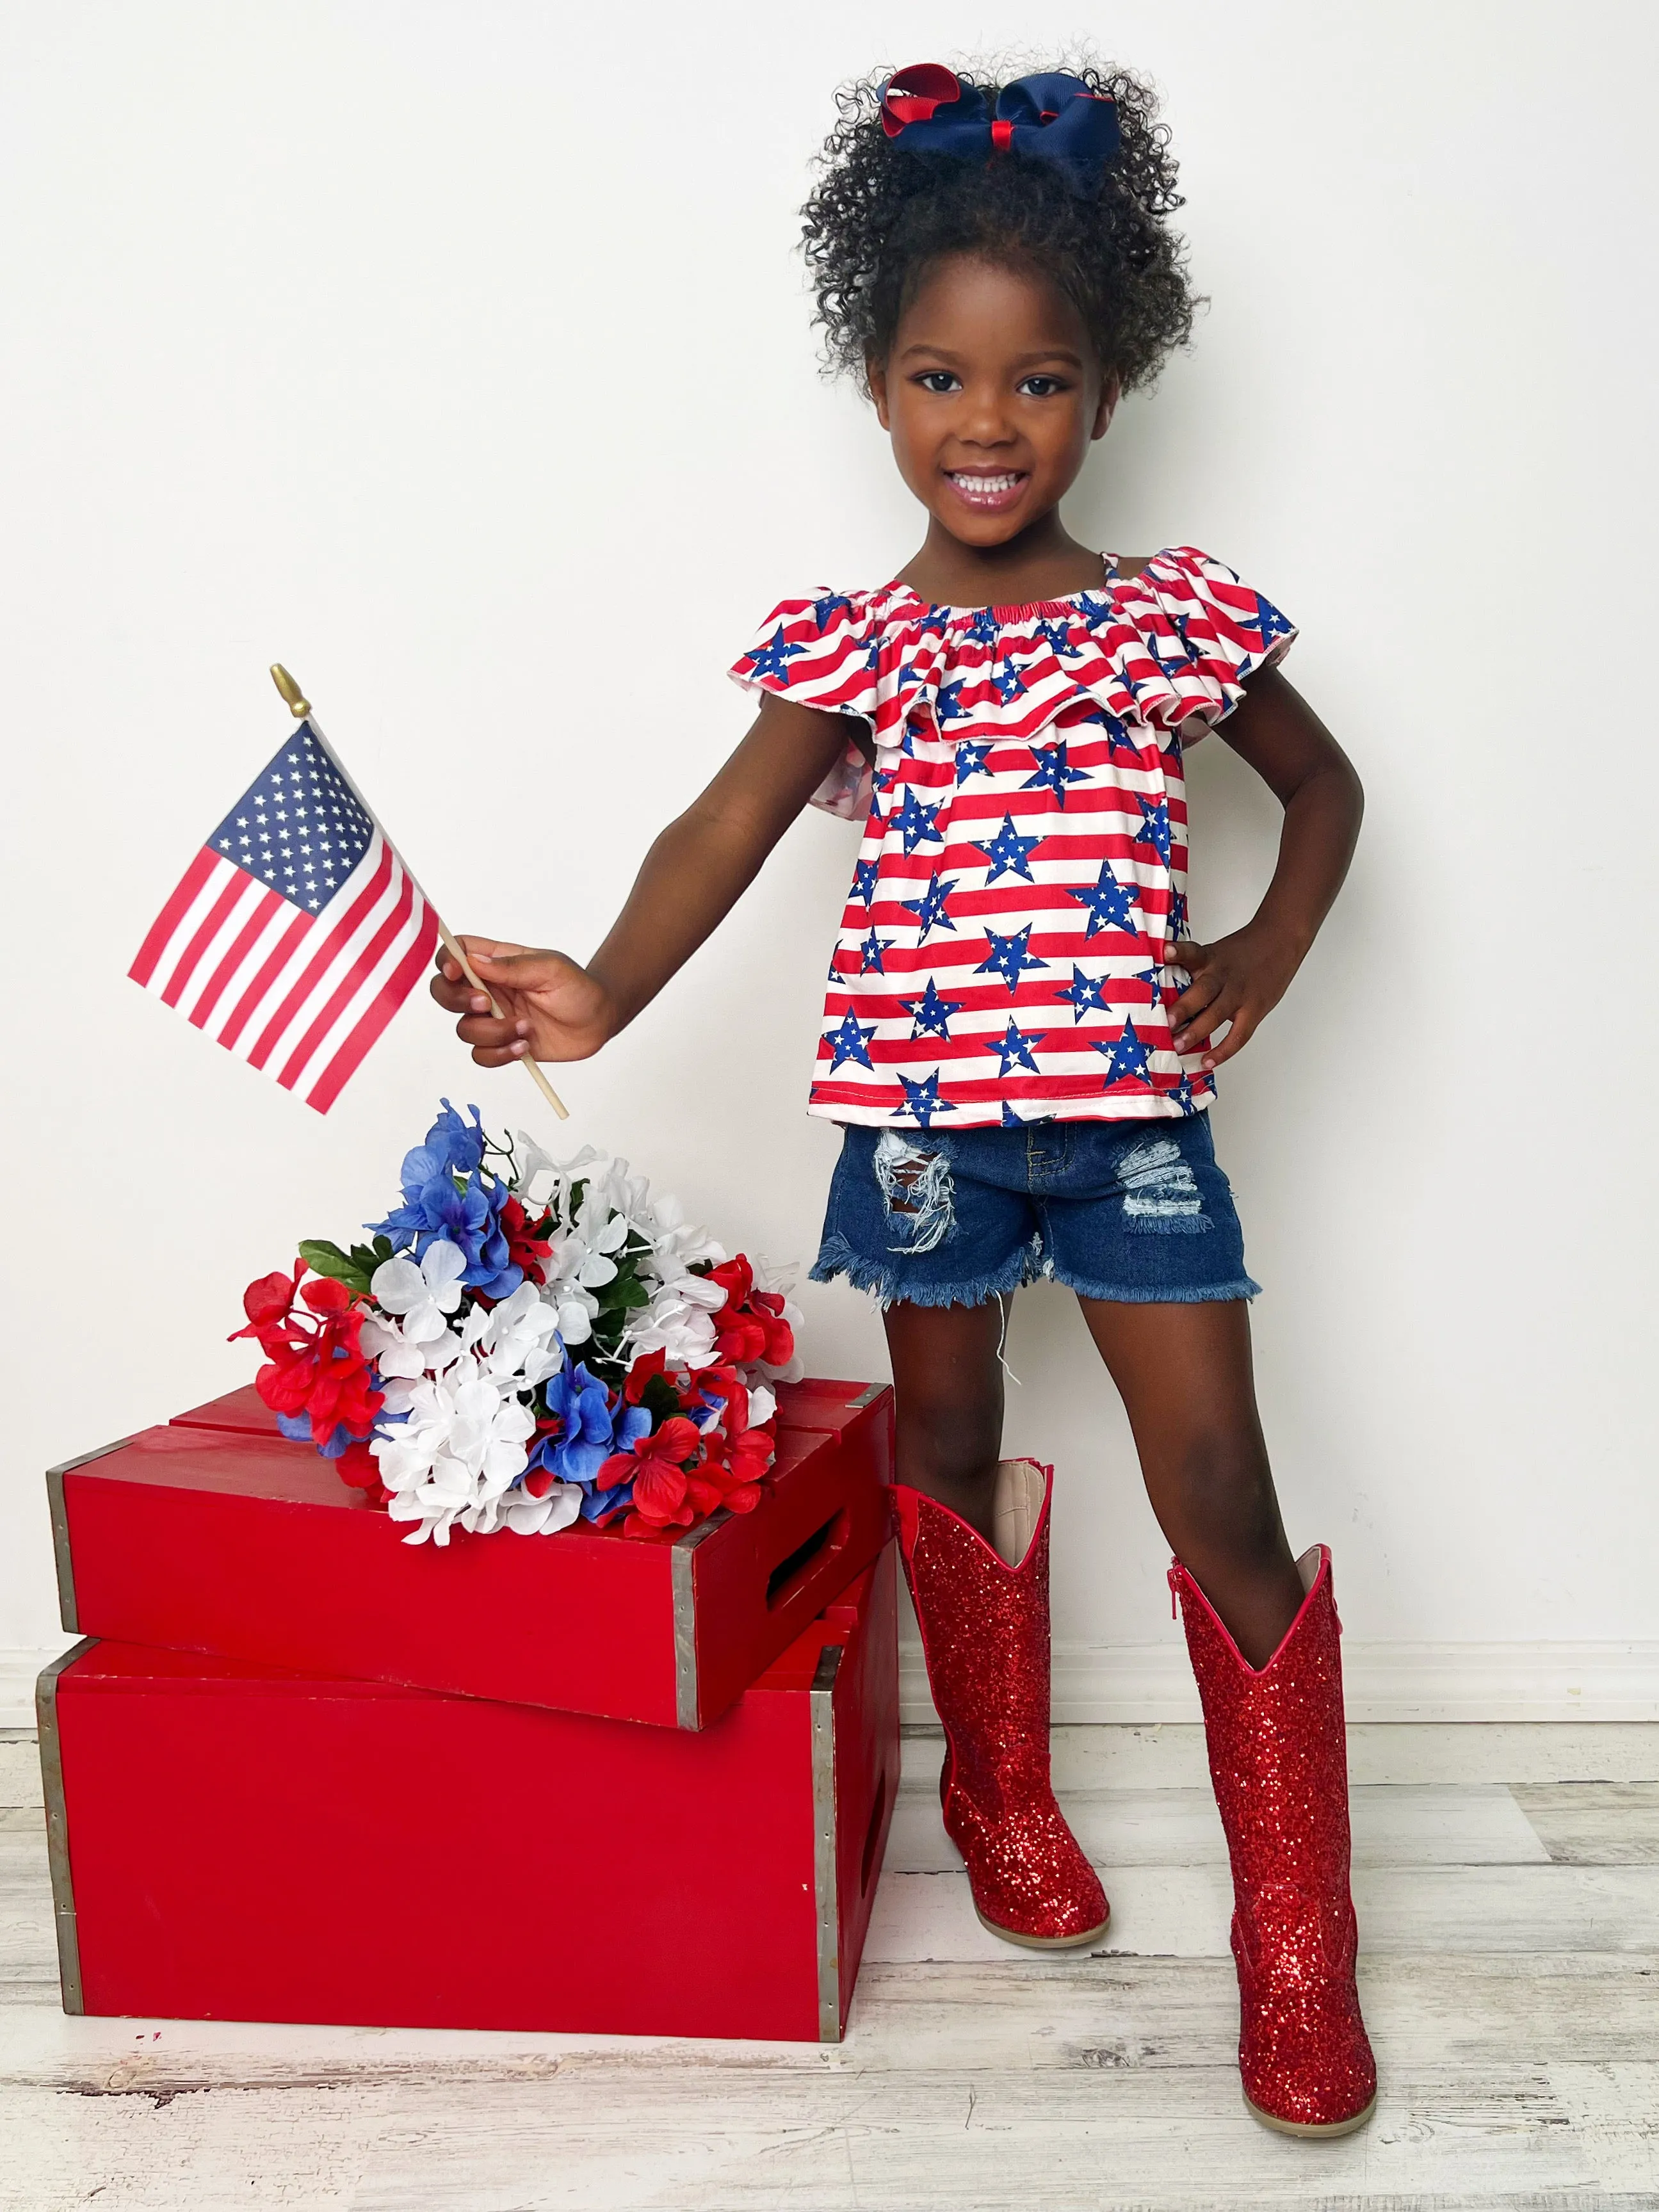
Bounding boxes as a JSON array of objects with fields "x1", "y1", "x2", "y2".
[
  {"x1": 1019, "y1": 375, "x2": 1066, "y2": 398},
  {"x1": 916, "y1": 371, "x2": 960, "y2": 394}
]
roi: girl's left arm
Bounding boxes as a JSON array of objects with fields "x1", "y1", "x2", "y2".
[{"x1": 1168, "y1": 668, "x2": 1363, "y2": 1067}]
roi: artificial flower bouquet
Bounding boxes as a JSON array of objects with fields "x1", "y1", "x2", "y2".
[{"x1": 233, "y1": 1102, "x2": 802, "y2": 1547}]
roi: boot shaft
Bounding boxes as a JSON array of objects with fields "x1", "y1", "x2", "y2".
[
  {"x1": 893, "y1": 1462, "x2": 1055, "y2": 1788},
  {"x1": 1171, "y1": 1547, "x2": 1354, "y2": 1869}
]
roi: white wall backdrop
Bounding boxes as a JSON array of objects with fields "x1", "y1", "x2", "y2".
[{"x1": 4, "y1": 0, "x2": 1655, "y2": 1718}]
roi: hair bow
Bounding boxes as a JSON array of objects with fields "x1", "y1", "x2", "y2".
[{"x1": 880, "y1": 64, "x2": 1120, "y2": 190}]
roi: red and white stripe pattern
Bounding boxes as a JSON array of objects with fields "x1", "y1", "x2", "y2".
[
  {"x1": 129, "y1": 723, "x2": 439, "y2": 1114},
  {"x1": 731, "y1": 547, "x2": 1294, "y2": 1130}
]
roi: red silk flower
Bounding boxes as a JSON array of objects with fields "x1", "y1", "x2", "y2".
[{"x1": 706, "y1": 1256, "x2": 795, "y2": 1368}]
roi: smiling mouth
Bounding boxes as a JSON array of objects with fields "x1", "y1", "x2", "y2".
[{"x1": 944, "y1": 469, "x2": 1030, "y2": 511}]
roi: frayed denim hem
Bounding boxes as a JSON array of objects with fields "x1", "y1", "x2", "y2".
[
  {"x1": 810, "y1": 1233, "x2": 1039, "y2": 1312},
  {"x1": 1051, "y1": 1268, "x2": 1263, "y2": 1305}
]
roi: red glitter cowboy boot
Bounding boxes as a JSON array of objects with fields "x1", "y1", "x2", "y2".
[
  {"x1": 1170, "y1": 1545, "x2": 1377, "y2": 2137},
  {"x1": 894, "y1": 1459, "x2": 1109, "y2": 1948}
]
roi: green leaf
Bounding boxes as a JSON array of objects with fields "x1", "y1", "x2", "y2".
[
  {"x1": 297, "y1": 1239, "x2": 372, "y2": 1295},
  {"x1": 640, "y1": 1372, "x2": 682, "y2": 1425}
]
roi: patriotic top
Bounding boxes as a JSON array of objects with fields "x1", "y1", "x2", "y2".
[{"x1": 730, "y1": 547, "x2": 1295, "y2": 1129}]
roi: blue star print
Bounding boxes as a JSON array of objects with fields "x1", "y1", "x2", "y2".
[
  {"x1": 1075, "y1": 590, "x2": 1112, "y2": 626},
  {"x1": 1254, "y1": 594, "x2": 1295, "y2": 647},
  {"x1": 1001, "y1": 1100, "x2": 1024, "y2": 1127},
  {"x1": 1056, "y1": 965, "x2": 1111, "y2": 1019},
  {"x1": 1021, "y1": 741, "x2": 1088, "y2": 807},
  {"x1": 826, "y1": 1012, "x2": 877, "y2": 1071},
  {"x1": 978, "y1": 815, "x2": 1041, "y2": 883},
  {"x1": 997, "y1": 1021, "x2": 1041, "y2": 1076},
  {"x1": 746, "y1": 627, "x2": 804, "y2": 683},
  {"x1": 905, "y1": 978, "x2": 964, "y2": 1039},
  {"x1": 955, "y1": 740, "x2": 993, "y2": 782},
  {"x1": 1035, "y1": 617, "x2": 1074, "y2": 656},
  {"x1": 1168, "y1": 1071, "x2": 1199, "y2": 1115},
  {"x1": 810, "y1": 593, "x2": 853, "y2": 633},
  {"x1": 902, "y1": 875, "x2": 959, "y2": 942},
  {"x1": 992, "y1": 661, "x2": 1028, "y2": 704},
  {"x1": 935, "y1": 679, "x2": 969, "y2": 723},
  {"x1": 852, "y1": 859, "x2": 880, "y2": 907},
  {"x1": 1169, "y1": 889, "x2": 1190, "y2": 940},
  {"x1": 857, "y1": 928, "x2": 893, "y2": 974},
  {"x1": 967, "y1": 608, "x2": 999, "y2": 647},
  {"x1": 1067, "y1": 862, "x2": 1138, "y2": 941},
  {"x1": 1140, "y1": 961, "x2": 1167, "y2": 1008},
  {"x1": 900, "y1": 1072, "x2": 955, "y2": 1127},
  {"x1": 889, "y1": 789, "x2": 943, "y2": 853},
  {"x1": 1134, "y1": 795, "x2": 1173, "y2": 868},
  {"x1": 975, "y1": 925, "x2": 1049, "y2": 992},
  {"x1": 1094, "y1": 1018, "x2": 1151, "y2": 1085}
]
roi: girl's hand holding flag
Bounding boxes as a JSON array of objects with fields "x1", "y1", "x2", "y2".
[{"x1": 432, "y1": 939, "x2": 618, "y2": 1068}]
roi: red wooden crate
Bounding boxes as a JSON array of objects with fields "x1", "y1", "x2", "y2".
[
  {"x1": 47, "y1": 1380, "x2": 892, "y2": 1731},
  {"x1": 36, "y1": 1546, "x2": 900, "y2": 2042}
]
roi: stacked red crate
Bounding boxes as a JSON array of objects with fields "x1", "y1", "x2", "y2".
[{"x1": 39, "y1": 1378, "x2": 898, "y2": 2040}]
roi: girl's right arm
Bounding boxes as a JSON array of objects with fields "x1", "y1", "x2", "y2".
[{"x1": 430, "y1": 693, "x2": 857, "y2": 1067}]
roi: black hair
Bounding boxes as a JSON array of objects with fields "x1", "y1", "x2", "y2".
[{"x1": 801, "y1": 60, "x2": 1196, "y2": 392}]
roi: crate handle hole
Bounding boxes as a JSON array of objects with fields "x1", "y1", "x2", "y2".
[
  {"x1": 765, "y1": 1510, "x2": 849, "y2": 1610},
  {"x1": 860, "y1": 1768, "x2": 890, "y2": 1897}
]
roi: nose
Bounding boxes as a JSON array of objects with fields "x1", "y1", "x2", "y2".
[{"x1": 953, "y1": 380, "x2": 1017, "y2": 451}]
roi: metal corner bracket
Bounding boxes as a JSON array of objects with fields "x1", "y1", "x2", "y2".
[
  {"x1": 810, "y1": 1642, "x2": 845, "y2": 2042},
  {"x1": 44, "y1": 1437, "x2": 132, "y2": 1635},
  {"x1": 669, "y1": 1508, "x2": 730, "y2": 1731},
  {"x1": 35, "y1": 1639, "x2": 96, "y2": 2017}
]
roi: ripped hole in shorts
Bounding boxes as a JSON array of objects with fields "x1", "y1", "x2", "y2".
[
  {"x1": 874, "y1": 1129, "x2": 956, "y2": 1254},
  {"x1": 1117, "y1": 1136, "x2": 1211, "y2": 1235}
]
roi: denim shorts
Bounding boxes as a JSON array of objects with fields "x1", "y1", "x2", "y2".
[{"x1": 811, "y1": 1114, "x2": 1260, "y2": 1309}]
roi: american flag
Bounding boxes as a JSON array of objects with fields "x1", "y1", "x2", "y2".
[{"x1": 129, "y1": 720, "x2": 439, "y2": 1113}]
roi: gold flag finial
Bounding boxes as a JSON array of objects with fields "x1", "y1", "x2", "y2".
[{"x1": 270, "y1": 664, "x2": 311, "y2": 718}]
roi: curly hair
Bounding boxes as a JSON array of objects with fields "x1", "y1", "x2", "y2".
[{"x1": 801, "y1": 60, "x2": 1196, "y2": 392}]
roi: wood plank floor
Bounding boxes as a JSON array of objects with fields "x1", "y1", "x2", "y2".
[{"x1": 1, "y1": 1723, "x2": 1656, "y2": 2211}]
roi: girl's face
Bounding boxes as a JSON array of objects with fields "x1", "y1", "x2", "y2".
[{"x1": 868, "y1": 254, "x2": 1118, "y2": 549}]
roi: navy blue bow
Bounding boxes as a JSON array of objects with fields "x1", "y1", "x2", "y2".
[{"x1": 880, "y1": 65, "x2": 1120, "y2": 190}]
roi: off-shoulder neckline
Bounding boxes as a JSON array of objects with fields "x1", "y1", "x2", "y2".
[{"x1": 879, "y1": 547, "x2": 1178, "y2": 620}]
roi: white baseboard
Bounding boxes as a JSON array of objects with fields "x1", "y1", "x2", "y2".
[
  {"x1": 902, "y1": 1640, "x2": 1659, "y2": 1727},
  {"x1": 9, "y1": 1642, "x2": 1658, "y2": 1733}
]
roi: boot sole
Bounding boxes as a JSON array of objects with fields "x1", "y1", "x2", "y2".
[
  {"x1": 1245, "y1": 2092, "x2": 1377, "y2": 2139},
  {"x1": 974, "y1": 1907, "x2": 1112, "y2": 1951}
]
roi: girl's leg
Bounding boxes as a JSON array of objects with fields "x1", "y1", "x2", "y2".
[
  {"x1": 1080, "y1": 1293, "x2": 1377, "y2": 2133},
  {"x1": 1076, "y1": 1296, "x2": 1304, "y2": 1668},
  {"x1": 882, "y1": 1296, "x2": 1007, "y2": 1542},
  {"x1": 882, "y1": 1294, "x2": 1108, "y2": 1947}
]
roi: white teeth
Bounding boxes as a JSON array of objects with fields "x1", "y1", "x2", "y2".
[{"x1": 950, "y1": 472, "x2": 1023, "y2": 494}]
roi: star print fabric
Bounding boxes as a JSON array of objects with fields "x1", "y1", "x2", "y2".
[{"x1": 731, "y1": 547, "x2": 1295, "y2": 1129}]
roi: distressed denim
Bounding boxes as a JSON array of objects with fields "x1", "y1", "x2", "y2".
[{"x1": 812, "y1": 1114, "x2": 1260, "y2": 1310}]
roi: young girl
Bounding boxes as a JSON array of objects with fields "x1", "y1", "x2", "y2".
[{"x1": 433, "y1": 61, "x2": 1373, "y2": 2138}]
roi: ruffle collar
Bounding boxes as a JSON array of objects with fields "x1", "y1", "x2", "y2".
[{"x1": 732, "y1": 545, "x2": 1295, "y2": 745}]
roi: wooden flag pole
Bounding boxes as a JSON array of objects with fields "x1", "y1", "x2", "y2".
[{"x1": 269, "y1": 665, "x2": 569, "y2": 1122}]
